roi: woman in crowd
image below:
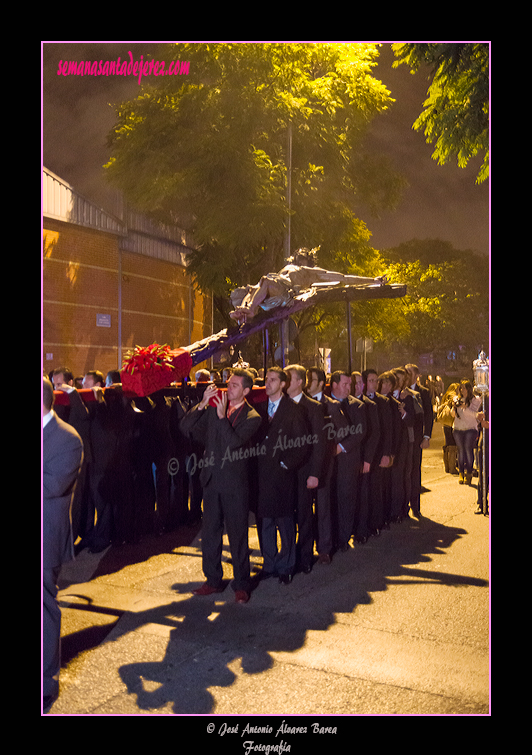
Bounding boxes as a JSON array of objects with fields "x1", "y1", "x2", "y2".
[
  {"x1": 451, "y1": 379, "x2": 481, "y2": 485},
  {"x1": 437, "y1": 383, "x2": 460, "y2": 475}
]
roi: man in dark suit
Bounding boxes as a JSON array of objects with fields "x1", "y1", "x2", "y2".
[
  {"x1": 363, "y1": 369, "x2": 394, "y2": 535},
  {"x1": 306, "y1": 367, "x2": 345, "y2": 564},
  {"x1": 391, "y1": 367, "x2": 417, "y2": 520},
  {"x1": 180, "y1": 368, "x2": 261, "y2": 603},
  {"x1": 406, "y1": 364, "x2": 434, "y2": 517},
  {"x1": 50, "y1": 374, "x2": 90, "y2": 544},
  {"x1": 351, "y1": 371, "x2": 380, "y2": 543},
  {"x1": 378, "y1": 370, "x2": 409, "y2": 524},
  {"x1": 42, "y1": 377, "x2": 84, "y2": 711},
  {"x1": 255, "y1": 367, "x2": 310, "y2": 584},
  {"x1": 285, "y1": 364, "x2": 326, "y2": 574},
  {"x1": 78, "y1": 385, "x2": 143, "y2": 551},
  {"x1": 330, "y1": 370, "x2": 367, "y2": 551}
]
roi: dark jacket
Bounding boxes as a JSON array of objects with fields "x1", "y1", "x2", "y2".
[
  {"x1": 332, "y1": 394, "x2": 367, "y2": 457},
  {"x1": 255, "y1": 394, "x2": 310, "y2": 518},
  {"x1": 368, "y1": 391, "x2": 394, "y2": 462},
  {"x1": 295, "y1": 392, "x2": 327, "y2": 481},
  {"x1": 416, "y1": 383, "x2": 434, "y2": 440},
  {"x1": 180, "y1": 400, "x2": 261, "y2": 492},
  {"x1": 357, "y1": 393, "x2": 380, "y2": 467}
]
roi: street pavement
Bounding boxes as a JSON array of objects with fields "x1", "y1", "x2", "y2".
[{"x1": 46, "y1": 423, "x2": 490, "y2": 720}]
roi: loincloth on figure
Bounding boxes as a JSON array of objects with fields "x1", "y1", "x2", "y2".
[{"x1": 230, "y1": 273, "x2": 296, "y2": 312}]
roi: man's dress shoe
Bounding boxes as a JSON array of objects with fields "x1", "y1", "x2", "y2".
[{"x1": 193, "y1": 583, "x2": 224, "y2": 596}]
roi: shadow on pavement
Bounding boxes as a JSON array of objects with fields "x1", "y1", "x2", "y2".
[{"x1": 75, "y1": 515, "x2": 487, "y2": 715}]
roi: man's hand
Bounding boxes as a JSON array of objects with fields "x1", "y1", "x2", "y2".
[
  {"x1": 198, "y1": 383, "x2": 217, "y2": 410},
  {"x1": 214, "y1": 390, "x2": 227, "y2": 419},
  {"x1": 54, "y1": 383, "x2": 74, "y2": 393},
  {"x1": 92, "y1": 386, "x2": 105, "y2": 403}
]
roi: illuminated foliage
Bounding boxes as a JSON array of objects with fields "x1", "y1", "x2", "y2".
[
  {"x1": 392, "y1": 43, "x2": 489, "y2": 184},
  {"x1": 105, "y1": 43, "x2": 404, "y2": 318},
  {"x1": 295, "y1": 238, "x2": 488, "y2": 364},
  {"x1": 366, "y1": 239, "x2": 489, "y2": 353}
]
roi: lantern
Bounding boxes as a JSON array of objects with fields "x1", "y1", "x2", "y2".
[
  {"x1": 472, "y1": 350, "x2": 489, "y2": 515},
  {"x1": 473, "y1": 350, "x2": 489, "y2": 394}
]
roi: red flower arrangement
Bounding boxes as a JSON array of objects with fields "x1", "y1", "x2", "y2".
[
  {"x1": 122, "y1": 343, "x2": 175, "y2": 375},
  {"x1": 120, "y1": 343, "x2": 192, "y2": 397}
]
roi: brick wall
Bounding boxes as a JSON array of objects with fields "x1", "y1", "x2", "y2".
[{"x1": 43, "y1": 217, "x2": 212, "y2": 380}]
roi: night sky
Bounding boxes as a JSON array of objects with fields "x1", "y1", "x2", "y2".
[{"x1": 41, "y1": 42, "x2": 490, "y2": 258}]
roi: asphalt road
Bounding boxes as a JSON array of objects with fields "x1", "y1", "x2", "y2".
[{"x1": 48, "y1": 422, "x2": 490, "y2": 721}]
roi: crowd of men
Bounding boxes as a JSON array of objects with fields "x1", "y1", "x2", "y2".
[
  {"x1": 179, "y1": 363, "x2": 433, "y2": 604},
  {"x1": 43, "y1": 360, "x2": 434, "y2": 707},
  {"x1": 45, "y1": 362, "x2": 434, "y2": 606}
]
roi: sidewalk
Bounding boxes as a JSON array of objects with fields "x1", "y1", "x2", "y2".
[{"x1": 48, "y1": 426, "x2": 490, "y2": 717}]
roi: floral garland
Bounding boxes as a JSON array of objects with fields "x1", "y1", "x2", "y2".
[{"x1": 122, "y1": 343, "x2": 176, "y2": 375}]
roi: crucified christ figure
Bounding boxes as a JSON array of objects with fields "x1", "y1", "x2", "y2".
[{"x1": 229, "y1": 248, "x2": 386, "y2": 323}]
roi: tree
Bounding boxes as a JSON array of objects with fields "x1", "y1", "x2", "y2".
[
  {"x1": 392, "y1": 43, "x2": 489, "y2": 184},
  {"x1": 105, "y1": 43, "x2": 405, "y2": 322},
  {"x1": 360, "y1": 239, "x2": 489, "y2": 356}
]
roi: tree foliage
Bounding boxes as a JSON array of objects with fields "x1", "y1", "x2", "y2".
[
  {"x1": 293, "y1": 238, "x2": 488, "y2": 367},
  {"x1": 105, "y1": 43, "x2": 405, "y2": 320},
  {"x1": 104, "y1": 44, "x2": 488, "y2": 363},
  {"x1": 392, "y1": 43, "x2": 489, "y2": 184},
  {"x1": 356, "y1": 239, "x2": 489, "y2": 355}
]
